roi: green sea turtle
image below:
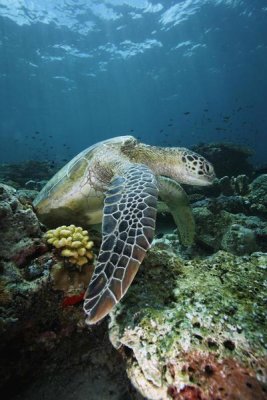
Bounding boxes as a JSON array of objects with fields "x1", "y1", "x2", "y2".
[{"x1": 34, "y1": 136, "x2": 215, "y2": 325}]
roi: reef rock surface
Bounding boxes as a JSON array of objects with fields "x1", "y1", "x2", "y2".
[{"x1": 109, "y1": 246, "x2": 267, "y2": 400}]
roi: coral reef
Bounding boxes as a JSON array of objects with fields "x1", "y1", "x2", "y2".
[
  {"x1": 0, "y1": 185, "x2": 98, "y2": 395},
  {"x1": 0, "y1": 160, "x2": 58, "y2": 189},
  {"x1": 191, "y1": 142, "x2": 253, "y2": 178},
  {"x1": 0, "y1": 184, "x2": 45, "y2": 265},
  {"x1": 248, "y1": 174, "x2": 267, "y2": 215},
  {"x1": 218, "y1": 174, "x2": 250, "y2": 196},
  {"x1": 193, "y1": 207, "x2": 266, "y2": 255},
  {"x1": 45, "y1": 225, "x2": 94, "y2": 268},
  {"x1": 157, "y1": 183, "x2": 267, "y2": 256},
  {"x1": 182, "y1": 174, "x2": 267, "y2": 255},
  {"x1": 109, "y1": 247, "x2": 267, "y2": 400},
  {"x1": 181, "y1": 174, "x2": 252, "y2": 204},
  {"x1": 1, "y1": 168, "x2": 267, "y2": 399}
]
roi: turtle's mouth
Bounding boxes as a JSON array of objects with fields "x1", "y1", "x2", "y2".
[
  {"x1": 201, "y1": 174, "x2": 216, "y2": 186},
  {"x1": 191, "y1": 173, "x2": 216, "y2": 186},
  {"x1": 207, "y1": 173, "x2": 217, "y2": 184}
]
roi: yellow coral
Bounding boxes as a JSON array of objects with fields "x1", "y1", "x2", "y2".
[{"x1": 44, "y1": 225, "x2": 94, "y2": 268}]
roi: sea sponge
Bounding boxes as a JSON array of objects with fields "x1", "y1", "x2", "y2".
[{"x1": 45, "y1": 225, "x2": 94, "y2": 268}]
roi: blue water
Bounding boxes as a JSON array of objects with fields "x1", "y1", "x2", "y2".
[{"x1": 0, "y1": 0, "x2": 266, "y2": 165}]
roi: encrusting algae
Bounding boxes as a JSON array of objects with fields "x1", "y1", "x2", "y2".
[{"x1": 45, "y1": 225, "x2": 94, "y2": 268}]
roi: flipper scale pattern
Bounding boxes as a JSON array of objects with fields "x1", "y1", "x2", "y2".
[{"x1": 84, "y1": 163, "x2": 158, "y2": 324}]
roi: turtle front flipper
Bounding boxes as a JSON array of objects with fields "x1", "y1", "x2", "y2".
[
  {"x1": 157, "y1": 176, "x2": 195, "y2": 246},
  {"x1": 84, "y1": 164, "x2": 158, "y2": 325}
]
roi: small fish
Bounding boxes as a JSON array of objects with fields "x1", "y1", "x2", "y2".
[
  {"x1": 130, "y1": 129, "x2": 134, "y2": 132},
  {"x1": 204, "y1": 109, "x2": 208, "y2": 112},
  {"x1": 160, "y1": 129, "x2": 164, "y2": 133},
  {"x1": 168, "y1": 123, "x2": 173, "y2": 127},
  {"x1": 183, "y1": 111, "x2": 190, "y2": 115}
]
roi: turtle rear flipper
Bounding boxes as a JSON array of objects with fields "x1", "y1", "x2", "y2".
[
  {"x1": 157, "y1": 176, "x2": 195, "y2": 246},
  {"x1": 84, "y1": 163, "x2": 158, "y2": 325}
]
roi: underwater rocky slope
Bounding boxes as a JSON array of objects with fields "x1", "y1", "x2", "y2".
[{"x1": 0, "y1": 145, "x2": 266, "y2": 400}]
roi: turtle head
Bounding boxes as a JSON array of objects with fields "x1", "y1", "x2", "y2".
[{"x1": 175, "y1": 148, "x2": 216, "y2": 186}]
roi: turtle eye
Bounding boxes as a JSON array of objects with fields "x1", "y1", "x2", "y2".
[{"x1": 203, "y1": 162, "x2": 212, "y2": 175}]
